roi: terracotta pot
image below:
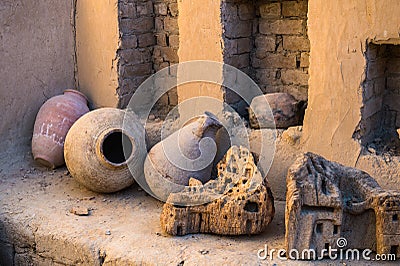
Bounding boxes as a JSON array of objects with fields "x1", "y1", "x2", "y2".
[
  {"x1": 64, "y1": 108, "x2": 146, "y2": 193},
  {"x1": 144, "y1": 113, "x2": 222, "y2": 201},
  {"x1": 32, "y1": 89, "x2": 89, "y2": 169}
]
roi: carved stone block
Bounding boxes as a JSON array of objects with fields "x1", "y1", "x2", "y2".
[
  {"x1": 286, "y1": 152, "x2": 400, "y2": 259},
  {"x1": 160, "y1": 146, "x2": 275, "y2": 236}
]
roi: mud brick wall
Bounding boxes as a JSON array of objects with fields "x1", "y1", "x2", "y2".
[
  {"x1": 118, "y1": 0, "x2": 179, "y2": 112},
  {"x1": 153, "y1": 0, "x2": 179, "y2": 115},
  {"x1": 222, "y1": 0, "x2": 310, "y2": 103},
  {"x1": 385, "y1": 46, "x2": 400, "y2": 129},
  {"x1": 356, "y1": 43, "x2": 400, "y2": 145},
  {"x1": 253, "y1": 0, "x2": 309, "y2": 101},
  {"x1": 222, "y1": 0, "x2": 255, "y2": 76}
]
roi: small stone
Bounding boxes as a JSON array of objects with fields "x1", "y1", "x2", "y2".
[
  {"x1": 105, "y1": 230, "x2": 111, "y2": 235},
  {"x1": 69, "y1": 206, "x2": 90, "y2": 216},
  {"x1": 368, "y1": 146, "x2": 376, "y2": 154},
  {"x1": 154, "y1": 118, "x2": 161, "y2": 122},
  {"x1": 199, "y1": 250, "x2": 209, "y2": 255},
  {"x1": 149, "y1": 114, "x2": 156, "y2": 120}
]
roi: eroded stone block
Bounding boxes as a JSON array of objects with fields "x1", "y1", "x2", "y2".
[
  {"x1": 286, "y1": 152, "x2": 400, "y2": 260},
  {"x1": 160, "y1": 146, "x2": 275, "y2": 236}
]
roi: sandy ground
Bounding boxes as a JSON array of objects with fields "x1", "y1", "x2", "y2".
[{"x1": 0, "y1": 147, "x2": 398, "y2": 265}]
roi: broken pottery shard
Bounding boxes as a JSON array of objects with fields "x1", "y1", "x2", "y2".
[
  {"x1": 286, "y1": 152, "x2": 400, "y2": 260},
  {"x1": 160, "y1": 146, "x2": 275, "y2": 236},
  {"x1": 249, "y1": 93, "x2": 300, "y2": 129}
]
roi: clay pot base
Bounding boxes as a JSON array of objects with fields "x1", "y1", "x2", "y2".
[{"x1": 34, "y1": 156, "x2": 56, "y2": 169}]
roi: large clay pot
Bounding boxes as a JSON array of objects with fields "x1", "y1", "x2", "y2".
[
  {"x1": 64, "y1": 108, "x2": 146, "y2": 193},
  {"x1": 143, "y1": 113, "x2": 222, "y2": 201},
  {"x1": 32, "y1": 89, "x2": 89, "y2": 169}
]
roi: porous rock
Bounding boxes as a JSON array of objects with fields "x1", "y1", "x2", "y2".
[{"x1": 160, "y1": 146, "x2": 275, "y2": 236}]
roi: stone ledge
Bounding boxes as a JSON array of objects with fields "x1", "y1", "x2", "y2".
[
  {"x1": 0, "y1": 151, "x2": 398, "y2": 265},
  {"x1": 0, "y1": 157, "x2": 287, "y2": 265}
]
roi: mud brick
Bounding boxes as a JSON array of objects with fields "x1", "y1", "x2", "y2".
[
  {"x1": 224, "y1": 20, "x2": 252, "y2": 38},
  {"x1": 154, "y1": 3, "x2": 168, "y2": 15},
  {"x1": 300, "y1": 52, "x2": 309, "y2": 68},
  {"x1": 119, "y1": 49, "x2": 151, "y2": 65},
  {"x1": 120, "y1": 35, "x2": 138, "y2": 49},
  {"x1": 137, "y1": 1, "x2": 154, "y2": 16},
  {"x1": 120, "y1": 17, "x2": 154, "y2": 34},
  {"x1": 138, "y1": 33, "x2": 156, "y2": 48},
  {"x1": 120, "y1": 3, "x2": 136, "y2": 18},
  {"x1": 253, "y1": 53, "x2": 297, "y2": 69},
  {"x1": 283, "y1": 36, "x2": 310, "y2": 51},
  {"x1": 255, "y1": 36, "x2": 276, "y2": 52},
  {"x1": 281, "y1": 69, "x2": 309, "y2": 85},
  {"x1": 282, "y1": 1, "x2": 308, "y2": 17},
  {"x1": 259, "y1": 19, "x2": 303, "y2": 35},
  {"x1": 259, "y1": 2, "x2": 281, "y2": 18},
  {"x1": 164, "y1": 17, "x2": 179, "y2": 34},
  {"x1": 169, "y1": 35, "x2": 179, "y2": 48},
  {"x1": 123, "y1": 63, "x2": 153, "y2": 77},
  {"x1": 168, "y1": 3, "x2": 178, "y2": 17},
  {"x1": 238, "y1": 4, "x2": 255, "y2": 20}
]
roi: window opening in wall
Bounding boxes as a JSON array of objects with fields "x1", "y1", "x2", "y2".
[{"x1": 354, "y1": 43, "x2": 400, "y2": 155}]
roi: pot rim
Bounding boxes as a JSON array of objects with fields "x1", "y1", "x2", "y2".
[{"x1": 96, "y1": 128, "x2": 136, "y2": 169}]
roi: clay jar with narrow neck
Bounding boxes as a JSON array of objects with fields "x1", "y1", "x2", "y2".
[
  {"x1": 144, "y1": 113, "x2": 222, "y2": 201},
  {"x1": 32, "y1": 89, "x2": 89, "y2": 169}
]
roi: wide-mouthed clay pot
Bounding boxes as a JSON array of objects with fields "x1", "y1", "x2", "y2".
[
  {"x1": 32, "y1": 89, "x2": 89, "y2": 169},
  {"x1": 144, "y1": 113, "x2": 222, "y2": 201},
  {"x1": 64, "y1": 108, "x2": 146, "y2": 193}
]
